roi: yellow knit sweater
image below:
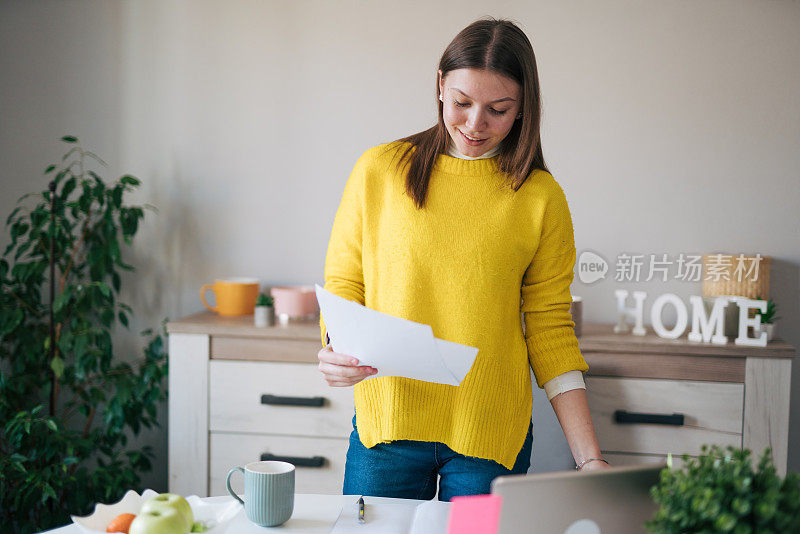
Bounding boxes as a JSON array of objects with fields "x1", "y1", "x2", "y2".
[{"x1": 321, "y1": 141, "x2": 588, "y2": 469}]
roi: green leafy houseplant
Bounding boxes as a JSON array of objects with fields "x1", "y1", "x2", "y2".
[
  {"x1": 647, "y1": 445, "x2": 800, "y2": 533},
  {"x1": 255, "y1": 293, "x2": 273, "y2": 307},
  {"x1": 0, "y1": 136, "x2": 168, "y2": 533},
  {"x1": 754, "y1": 296, "x2": 780, "y2": 324}
]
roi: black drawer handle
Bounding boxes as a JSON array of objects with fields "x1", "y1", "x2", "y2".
[
  {"x1": 260, "y1": 453, "x2": 326, "y2": 468},
  {"x1": 613, "y1": 410, "x2": 685, "y2": 426},
  {"x1": 260, "y1": 394, "x2": 326, "y2": 407}
]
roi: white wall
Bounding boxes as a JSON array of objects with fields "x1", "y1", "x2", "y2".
[{"x1": 2, "y1": 0, "x2": 799, "y2": 491}]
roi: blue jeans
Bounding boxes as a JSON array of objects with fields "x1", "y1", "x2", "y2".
[{"x1": 342, "y1": 415, "x2": 533, "y2": 501}]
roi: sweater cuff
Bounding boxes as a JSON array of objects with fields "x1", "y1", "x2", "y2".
[{"x1": 527, "y1": 326, "x2": 588, "y2": 387}]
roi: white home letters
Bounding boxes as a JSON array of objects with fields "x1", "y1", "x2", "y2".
[
  {"x1": 613, "y1": 289, "x2": 647, "y2": 335},
  {"x1": 613, "y1": 290, "x2": 767, "y2": 347}
]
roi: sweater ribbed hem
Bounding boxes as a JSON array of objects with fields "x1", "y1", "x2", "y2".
[{"x1": 353, "y1": 373, "x2": 532, "y2": 470}]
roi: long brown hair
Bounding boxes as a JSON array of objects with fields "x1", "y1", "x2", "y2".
[{"x1": 394, "y1": 18, "x2": 550, "y2": 209}]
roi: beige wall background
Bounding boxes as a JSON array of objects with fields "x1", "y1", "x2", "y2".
[{"x1": 2, "y1": 0, "x2": 798, "y2": 491}]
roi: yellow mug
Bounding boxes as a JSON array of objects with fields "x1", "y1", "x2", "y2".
[{"x1": 201, "y1": 278, "x2": 260, "y2": 316}]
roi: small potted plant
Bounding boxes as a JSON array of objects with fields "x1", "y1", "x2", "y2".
[
  {"x1": 647, "y1": 445, "x2": 800, "y2": 533},
  {"x1": 254, "y1": 293, "x2": 275, "y2": 327},
  {"x1": 754, "y1": 296, "x2": 780, "y2": 342}
]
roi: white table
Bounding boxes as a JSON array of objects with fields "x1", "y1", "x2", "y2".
[{"x1": 42, "y1": 494, "x2": 450, "y2": 534}]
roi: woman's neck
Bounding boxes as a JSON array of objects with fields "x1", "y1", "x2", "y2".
[{"x1": 446, "y1": 143, "x2": 500, "y2": 160}]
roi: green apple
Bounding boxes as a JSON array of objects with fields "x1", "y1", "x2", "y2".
[
  {"x1": 129, "y1": 507, "x2": 186, "y2": 534},
  {"x1": 140, "y1": 493, "x2": 194, "y2": 531}
]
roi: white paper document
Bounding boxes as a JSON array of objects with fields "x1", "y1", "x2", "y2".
[
  {"x1": 315, "y1": 285, "x2": 478, "y2": 386},
  {"x1": 330, "y1": 495, "x2": 451, "y2": 534}
]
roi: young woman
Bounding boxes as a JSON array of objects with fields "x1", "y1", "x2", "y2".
[{"x1": 318, "y1": 18, "x2": 608, "y2": 502}]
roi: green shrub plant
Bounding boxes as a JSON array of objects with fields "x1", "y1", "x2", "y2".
[
  {"x1": 647, "y1": 445, "x2": 800, "y2": 533},
  {"x1": 0, "y1": 136, "x2": 168, "y2": 533},
  {"x1": 255, "y1": 293, "x2": 273, "y2": 307},
  {"x1": 754, "y1": 295, "x2": 780, "y2": 325}
]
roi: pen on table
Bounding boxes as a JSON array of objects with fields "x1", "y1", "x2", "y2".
[{"x1": 358, "y1": 496, "x2": 365, "y2": 523}]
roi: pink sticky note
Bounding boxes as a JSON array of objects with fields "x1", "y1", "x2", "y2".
[{"x1": 447, "y1": 494, "x2": 503, "y2": 534}]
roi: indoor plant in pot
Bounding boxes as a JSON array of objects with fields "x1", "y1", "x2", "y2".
[
  {"x1": 647, "y1": 445, "x2": 800, "y2": 533},
  {"x1": 0, "y1": 136, "x2": 168, "y2": 533},
  {"x1": 254, "y1": 292, "x2": 275, "y2": 327},
  {"x1": 754, "y1": 296, "x2": 779, "y2": 342}
]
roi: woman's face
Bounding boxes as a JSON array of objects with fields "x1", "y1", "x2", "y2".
[{"x1": 438, "y1": 68, "x2": 522, "y2": 157}]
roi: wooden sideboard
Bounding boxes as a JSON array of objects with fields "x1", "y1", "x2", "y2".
[
  {"x1": 167, "y1": 312, "x2": 344, "y2": 498},
  {"x1": 167, "y1": 313, "x2": 795, "y2": 497},
  {"x1": 579, "y1": 323, "x2": 795, "y2": 475}
]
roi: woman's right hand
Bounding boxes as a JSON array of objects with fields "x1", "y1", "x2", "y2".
[{"x1": 317, "y1": 344, "x2": 378, "y2": 387}]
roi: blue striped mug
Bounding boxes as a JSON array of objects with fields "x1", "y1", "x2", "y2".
[{"x1": 226, "y1": 460, "x2": 295, "y2": 526}]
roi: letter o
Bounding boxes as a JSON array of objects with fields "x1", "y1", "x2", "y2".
[{"x1": 651, "y1": 293, "x2": 688, "y2": 339}]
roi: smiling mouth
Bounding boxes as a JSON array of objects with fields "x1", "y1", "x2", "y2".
[{"x1": 460, "y1": 130, "x2": 486, "y2": 142}]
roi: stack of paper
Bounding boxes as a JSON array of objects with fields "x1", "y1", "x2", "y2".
[{"x1": 315, "y1": 285, "x2": 478, "y2": 386}]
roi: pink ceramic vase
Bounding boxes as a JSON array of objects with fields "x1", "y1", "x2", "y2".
[{"x1": 270, "y1": 285, "x2": 319, "y2": 321}]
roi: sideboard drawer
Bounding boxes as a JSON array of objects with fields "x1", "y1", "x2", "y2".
[
  {"x1": 209, "y1": 360, "x2": 354, "y2": 437},
  {"x1": 211, "y1": 336, "x2": 320, "y2": 363},
  {"x1": 209, "y1": 432, "x2": 348, "y2": 496},
  {"x1": 586, "y1": 377, "x2": 743, "y2": 456}
]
